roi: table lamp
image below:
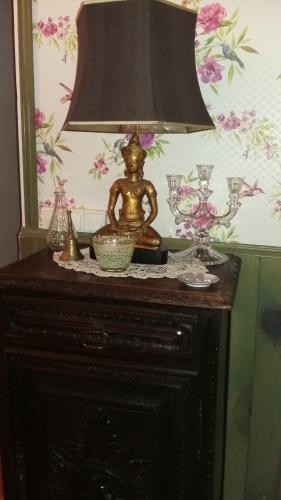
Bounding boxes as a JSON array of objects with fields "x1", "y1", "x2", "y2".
[{"x1": 62, "y1": 0, "x2": 215, "y2": 262}]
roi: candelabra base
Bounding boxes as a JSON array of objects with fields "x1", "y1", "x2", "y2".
[{"x1": 174, "y1": 241, "x2": 228, "y2": 266}]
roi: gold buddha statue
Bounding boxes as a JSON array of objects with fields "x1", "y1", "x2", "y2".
[{"x1": 94, "y1": 133, "x2": 161, "y2": 248}]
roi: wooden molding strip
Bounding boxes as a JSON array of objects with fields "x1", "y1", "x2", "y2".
[
  {"x1": 18, "y1": 226, "x2": 281, "y2": 260},
  {"x1": 16, "y1": 0, "x2": 38, "y2": 228}
]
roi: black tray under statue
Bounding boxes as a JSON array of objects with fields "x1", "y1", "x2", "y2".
[{"x1": 89, "y1": 244, "x2": 168, "y2": 265}]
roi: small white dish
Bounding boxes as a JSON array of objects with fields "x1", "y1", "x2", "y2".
[{"x1": 178, "y1": 272, "x2": 220, "y2": 289}]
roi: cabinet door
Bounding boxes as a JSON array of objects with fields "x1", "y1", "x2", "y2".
[{"x1": 4, "y1": 351, "x2": 201, "y2": 500}]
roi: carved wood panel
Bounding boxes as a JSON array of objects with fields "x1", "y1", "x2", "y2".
[
  {"x1": 4, "y1": 296, "x2": 199, "y2": 362},
  {"x1": 6, "y1": 352, "x2": 201, "y2": 500}
]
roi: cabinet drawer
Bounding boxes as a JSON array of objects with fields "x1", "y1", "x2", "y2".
[{"x1": 3, "y1": 295, "x2": 200, "y2": 361}]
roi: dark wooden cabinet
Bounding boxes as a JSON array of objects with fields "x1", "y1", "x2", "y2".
[{"x1": 0, "y1": 249, "x2": 240, "y2": 500}]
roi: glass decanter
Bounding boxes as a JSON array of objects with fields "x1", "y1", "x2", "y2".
[{"x1": 46, "y1": 176, "x2": 68, "y2": 251}]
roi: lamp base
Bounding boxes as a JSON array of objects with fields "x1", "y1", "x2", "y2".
[
  {"x1": 89, "y1": 244, "x2": 168, "y2": 265},
  {"x1": 173, "y1": 241, "x2": 228, "y2": 266}
]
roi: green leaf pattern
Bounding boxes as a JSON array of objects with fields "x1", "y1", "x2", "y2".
[
  {"x1": 196, "y1": 4, "x2": 258, "y2": 92},
  {"x1": 208, "y1": 110, "x2": 280, "y2": 162},
  {"x1": 35, "y1": 109, "x2": 72, "y2": 181}
]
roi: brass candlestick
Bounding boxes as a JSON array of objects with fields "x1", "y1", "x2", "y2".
[{"x1": 60, "y1": 210, "x2": 84, "y2": 261}]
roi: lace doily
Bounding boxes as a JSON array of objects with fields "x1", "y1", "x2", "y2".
[{"x1": 53, "y1": 248, "x2": 207, "y2": 279}]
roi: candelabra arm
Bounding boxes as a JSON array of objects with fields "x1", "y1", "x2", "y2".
[
  {"x1": 200, "y1": 181, "x2": 242, "y2": 229},
  {"x1": 167, "y1": 197, "x2": 186, "y2": 223},
  {"x1": 166, "y1": 174, "x2": 200, "y2": 224},
  {"x1": 168, "y1": 188, "x2": 208, "y2": 225},
  {"x1": 211, "y1": 200, "x2": 241, "y2": 228}
]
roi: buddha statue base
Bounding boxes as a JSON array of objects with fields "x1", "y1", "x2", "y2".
[{"x1": 93, "y1": 223, "x2": 161, "y2": 250}]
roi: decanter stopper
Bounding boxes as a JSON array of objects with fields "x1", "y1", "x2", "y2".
[
  {"x1": 46, "y1": 176, "x2": 68, "y2": 251},
  {"x1": 60, "y1": 210, "x2": 84, "y2": 261}
]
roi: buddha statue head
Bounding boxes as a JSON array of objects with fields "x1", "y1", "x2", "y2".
[{"x1": 121, "y1": 133, "x2": 147, "y2": 175}]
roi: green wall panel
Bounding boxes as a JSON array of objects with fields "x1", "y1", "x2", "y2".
[
  {"x1": 224, "y1": 254, "x2": 260, "y2": 500},
  {"x1": 245, "y1": 258, "x2": 281, "y2": 500}
]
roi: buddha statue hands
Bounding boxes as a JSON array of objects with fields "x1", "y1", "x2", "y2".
[{"x1": 94, "y1": 133, "x2": 161, "y2": 249}]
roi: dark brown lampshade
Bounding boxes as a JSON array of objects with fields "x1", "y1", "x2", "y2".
[{"x1": 63, "y1": 0, "x2": 215, "y2": 134}]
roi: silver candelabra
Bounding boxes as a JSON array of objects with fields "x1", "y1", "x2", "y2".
[{"x1": 166, "y1": 165, "x2": 243, "y2": 265}]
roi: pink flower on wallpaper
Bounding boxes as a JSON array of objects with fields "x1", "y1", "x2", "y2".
[
  {"x1": 36, "y1": 20, "x2": 44, "y2": 30},
  {"x1": 197, "y1": 3, "x2": 227, "y2": 33},
  {"x1": 93, "y1": 157, "x2": 109, "y2": 175},
  {"x1": 198, "y1": 56, "x2": 224, "y2": 84},
  {"x1": 41, "y1": 199, "x2": 52, "y2": 208},
  {"x1": 35, "y1": 108, "x2": 45, "y2": 130},
  {"x1": 178, "y1": 186, "x2": 196, "y2": 199},
  {"x1": 216, "y1": 111, "x2": 255, "y2": 131},
  {"x1": 140, "y1": 134, "x2": 155, "y2": 149},
  {"x1": 33, "y1": 15, "x2": 77, "y2": 62},
  {"x1": 213, "y1": 110, "x2": 279, "y2": 162},
  {"x1": 36, "y1": 16, "x2": 71, "y2": 39},
  {"x1": 66, "y1": 197, "x2": 76, "y2": 208},
  {"x1": 221, "y1": 112, "x2": 241, "y2": 131},
  {"x1": 125, "y1": 134, "x2": 155, "y2": 150},
  {"x1": 40, "y1": 197, "x2": 76, "y2": 208},
  {"x1": 58, "y1": 16, "x2": 70, "y2": 27},
  {"x1": 39, "y1": 18, "x2": 58, "y2": 37},
  {"x1": 36, "y1": 154, "x2": 47, "y2": 174},
  {"x1": 57, "y1": 15, "x2": 71, "y2": 39}
]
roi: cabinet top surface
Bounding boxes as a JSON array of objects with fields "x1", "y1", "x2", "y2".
[{"x1": 0, "y1": 249, "x2": 240, "y2": 310}]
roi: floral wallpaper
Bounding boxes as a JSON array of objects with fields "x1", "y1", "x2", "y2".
[{"x1": 32, "y1": 0, "x2": 281, "y2": 246}]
